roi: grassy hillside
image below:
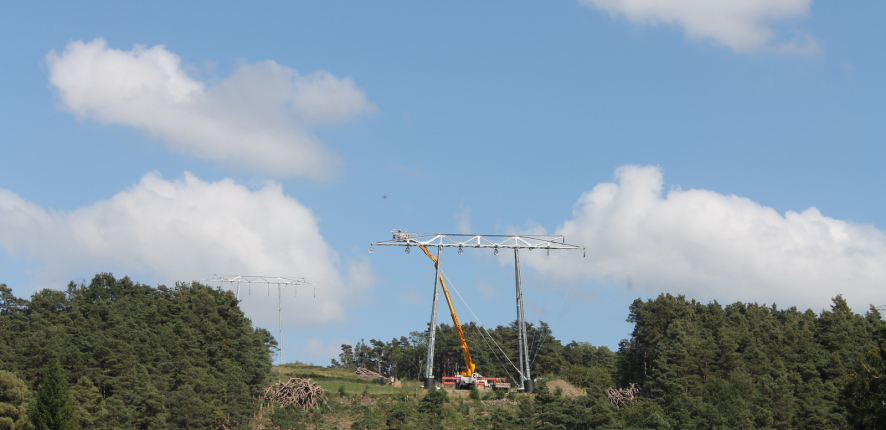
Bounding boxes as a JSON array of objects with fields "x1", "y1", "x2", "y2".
[{"x1": 272, "y1": 363, "x2": 497, "y2": 398}]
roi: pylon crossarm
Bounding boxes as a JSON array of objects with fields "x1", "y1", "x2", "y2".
[
  {"x1": 203, "y1": 275, "x2": 313, "y2": 286},
  {"x1": 370, "y1": 232, "x2": 584, "y2": 253}
]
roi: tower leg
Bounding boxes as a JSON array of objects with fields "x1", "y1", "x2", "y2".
[{"x1": 424, "y1": 246, "x2": 443, "y2": 388}]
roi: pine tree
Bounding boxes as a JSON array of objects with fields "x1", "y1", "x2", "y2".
[
  {"x1": 28, "y1": 359, "x2": 80, "y2": 430},
  {"x1": 0, "y1": 370, "x2": 29, "y2": 430},
  {"x1": 843, "y1": 341, "x2": 886, "y2": 429}
]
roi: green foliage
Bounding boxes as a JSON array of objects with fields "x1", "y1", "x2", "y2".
[
  {"x1": 28, "y1": 358, "x2": 79, "y2": 430},
  {"x1": 0, "y1": 274, "x2": 275, "y2": 430},
  {"x1": 529, "y1": 381, "x2": 576, "y2": 429},
  {"x1": 351, "y1": 404, "x2": 385, "y2": 429},
  {"x1": 0, "y1": 370, "x2": 28, "y2": 430},
  {"x1": 385, "y1": 400, "x2": 417, "y2": 430},
  {"x1": 843, "y1": 341, "x2": 886, "y2": 429},
  {"x1": 564, "y1": 342, "x2": 617, "y2": 381},
  {"x1": 269, "y1": 404, "x2": 308, "y2": 429},
  {"x1": 575, "y1": 389, "x2": 619, "y2": 429},
  {"x1": 418, "y1": 388, "x2": 449, "y2": 420},
  {"x1": 619, "y1": 400, "x2": 672, "y2": 429},
  {"x1": 567, "y1": 364, "x2": 614, "y2": 392},
  {"x1": 616, "y1": 293, "x2": 885, "y2": 429},
  {"x1": 509, "y1": 380, "x2": 621, "y2": 430},
  {"x1": 584, "y1": 366, "x2": 614, "y2": 392},
  {"x1": 483, "y1": 405, "x2": 518, "y2": 429},
  {"x1": 321, "y1": 292, "x2": 886, "y2": 429},
  {"x1": 469, "y1": 383, "x2": 480, "y2": 400},
  {"x1": 566, "y1": 365, "x2": 589, "y2": 387},
  {"x1": 7, "y1": 275, "x2": 883, "y2": 428},
  {"x1": 494, "y1": 386, "x2": 506, "y2": 399}
]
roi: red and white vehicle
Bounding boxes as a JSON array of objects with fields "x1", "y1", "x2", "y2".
[{"x1": 442, "y1": 374, "x2": 511, "y2": 390}]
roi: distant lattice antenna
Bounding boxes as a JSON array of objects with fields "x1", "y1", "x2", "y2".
[{"x1": 203, "y1": 275, "x2": 314, "y2": 365}]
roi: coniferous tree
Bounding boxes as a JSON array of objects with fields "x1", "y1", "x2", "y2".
[
  {"x1": 0, "y1": 370, "x2": 28, "y2": 430},
  {"x1": 28, "y1": 359, "x2": 79, "y2": 430},
  {"x1": 844, "y1": 341, "x2": 886, "y2": 429},
  {"x1": 0, "y1": 274, "x2": 275, "y2": 429}
]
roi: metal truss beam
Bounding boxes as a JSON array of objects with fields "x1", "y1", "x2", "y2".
[
  {"x1": 370, "y1": 231, "x2": 585, "y2": 255},
  {"x1": 204, "y1": 275, "x2": 312, "y2": 286}
]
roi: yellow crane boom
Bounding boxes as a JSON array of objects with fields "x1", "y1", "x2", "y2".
[{"x1": 419, "y1": 245, "x2": 476, "y2": 377}]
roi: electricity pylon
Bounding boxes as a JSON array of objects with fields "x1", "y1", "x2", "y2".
[
  {"x1": 370, "y1": 231, "x2": 584, "y2": 393},
  {"x1": 203, "y1": 275, "x2": 314, "y2": 365}
]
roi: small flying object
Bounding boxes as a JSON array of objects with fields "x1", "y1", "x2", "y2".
[{"x1": 383, "y1": 194, "x2": 388, "y2": 199}]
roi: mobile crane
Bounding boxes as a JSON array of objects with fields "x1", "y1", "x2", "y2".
[{"x1": 418, "y1": 245, "x2": 510, "y2": 390}]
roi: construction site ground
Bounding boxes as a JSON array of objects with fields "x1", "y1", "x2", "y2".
[
  {"x1": 275, "y1": 363, "x2": 525, "y2": 398},
  {"x1": 264, "y1": 363, "x2": 528, "y2": 429}
]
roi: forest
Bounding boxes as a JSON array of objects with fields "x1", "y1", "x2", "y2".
[
  {"x1": 331, "y1": 295, "x2": 886, "y2": 429},
  {"x1": 1, "y1": 273, "x2": 885, "y2": 429},
  {"x1": 0, "y1": 274, "x2": 276, "y2": 429}
]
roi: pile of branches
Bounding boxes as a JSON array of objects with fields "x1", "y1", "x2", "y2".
[
  {"x1": 264, "y1": 378, "x2": 326, "y2": 410},
  {"x1": 355, "y1": 367, "x2": 386, "y2": 380},
  {"x1": 606, "y1": 383, "x2": 641, "y2": 408}
]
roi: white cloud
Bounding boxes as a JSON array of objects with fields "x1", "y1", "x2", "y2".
[
  {"x1": 0, "y1": 172, "x2": 371, "y2": 328},
  {"x1": 579, "y1": 0, "x2": 816, "y2": 54},
  {"x1": 455, "y1": 205, "x2": 472, "y2": 234},
  {"x1": 523, "y1": 166, "x2": 886, "y2": 311},
  {"x1": 46, "y1": 39, "x2": 377, "y2": 179}
]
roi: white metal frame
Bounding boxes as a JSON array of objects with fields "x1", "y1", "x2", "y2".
[
  {"x1": 370, "y1": 231, "x2": 586, "y2": 256},
  {"x1": 203, "y1": 274, "x2": 314, "y2": 365},
  {"x1": 370, "y1": 230, "x2": 583, "y2": 392}
]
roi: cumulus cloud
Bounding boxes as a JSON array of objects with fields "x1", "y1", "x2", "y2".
[
  {"x1": 46, "y1": 39, "x2": 377, "y2": 179},
  {"x1": 0, "y1": 172, "x2": 368, "y2": 327},
  {"x1": 579, "y1": 0, "x2": 817, "y2": 54},
  {"x1": 523, "y1": 166, "x2": 886, "y2": 311}
]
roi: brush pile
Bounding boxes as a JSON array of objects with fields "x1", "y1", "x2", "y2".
[
  {"x1": 606, "y1": 383, "x2": 641, "y2": 407},
  {"x1": 355, "y1": 367, "x2": 386, "y2": 380},
  {"x1": 264, "y1": 378, "x2": 326, "y2": 410}
]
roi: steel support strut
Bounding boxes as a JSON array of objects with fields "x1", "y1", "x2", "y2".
[
  {"x1": 515, "y1": 248, "x2": 534, "y2": 393},
  {"x1": 278, "y1": 284, "x2": 284, "y2": 365},
  {"x1": 424, "y1": 245, "x2": 443, "y2": 389}
]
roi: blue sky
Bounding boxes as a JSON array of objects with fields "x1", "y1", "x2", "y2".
[{"x1": 2, "y1": 1, "x2": 885, "y2": 366}]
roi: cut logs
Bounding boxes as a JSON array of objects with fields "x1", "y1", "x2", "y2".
[
  {"x1": 264, "y1": 378, "x2": 326, "y2": 410},
  {"x1": 355, "y1": 367, "x2": 386, "y2": 380},
  {"x1": 606, "y1": 383, "x2": 641, "y2": 408}
]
